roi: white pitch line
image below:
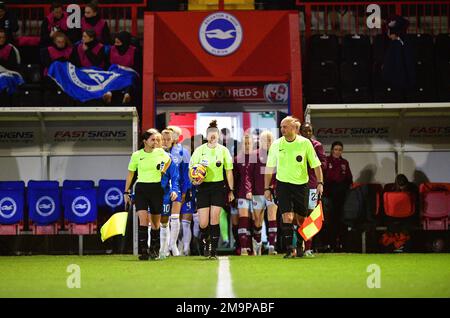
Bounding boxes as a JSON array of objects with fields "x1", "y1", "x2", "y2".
[{"x1": 216, "y1": 256, "x2": 236, "y2": 298}]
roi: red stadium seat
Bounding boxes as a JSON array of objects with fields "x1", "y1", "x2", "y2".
[
  {"x1": 419, "y1": 183, "x2": 450, "y2": 230},
  {"x1": 383, "y1": 192, "x2": 416, "y2": 218}
]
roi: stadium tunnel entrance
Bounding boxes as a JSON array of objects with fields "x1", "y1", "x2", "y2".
[{"x1": 142, "y1": 10, "x2": 303, "y2": 134}]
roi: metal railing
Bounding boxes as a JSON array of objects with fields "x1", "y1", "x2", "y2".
[
  {"x1": 296, "y1": 1, "x2": 450, "y2": 38},
  {"x1": 8, "y1": 1, "x2": 148, "y2": 38}
]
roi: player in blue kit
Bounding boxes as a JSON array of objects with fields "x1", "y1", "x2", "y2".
[
  {"x1": 162, "y1": 126, "x2": 191, "y2": 256},
  {"x1": 155, "y1": 131, "x2": 181, "y2": 259},
  {"x1": 179, "y1": 186, "x2": 196, "y2": 256}
]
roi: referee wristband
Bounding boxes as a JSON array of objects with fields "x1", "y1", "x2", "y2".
[
  {"x1": 317, "y1": 182, "x2": 324, "y2": 186},
  {"x1": 123, "y1": 191, "x2": 130, "y2": 195}
]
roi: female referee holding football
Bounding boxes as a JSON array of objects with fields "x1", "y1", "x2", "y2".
[
  {"x1": 124, "y1": 129, "x2": 171, "y2": 260},
  {"x1": 189, "y1": 120, "x2": 234, "y2": 259}
]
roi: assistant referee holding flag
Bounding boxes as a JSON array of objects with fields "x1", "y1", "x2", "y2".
[
  {"x1": 264, "y1": 116, "x2": 324, "y2": 258},
  {"x1": 124, "y1": 129, "x2": 172, "y2": 260}
]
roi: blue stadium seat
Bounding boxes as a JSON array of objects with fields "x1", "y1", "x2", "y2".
[
  {"x1": 62, "y1": 180, "x2": 97, "y2": 234},
  {"x1": 27, "y1": 180, "x2": 61, "y2": 235},
  {"x1": 97, "y1": 179, "x2": 126, "y2": 213},
  {"x1": 0, "y1": 181, "x2": 25, "y2": 235}
]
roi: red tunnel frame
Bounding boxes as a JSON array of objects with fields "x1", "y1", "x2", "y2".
[{"x1": 142, "y1": 10, "x2": 303, "y2": 130}]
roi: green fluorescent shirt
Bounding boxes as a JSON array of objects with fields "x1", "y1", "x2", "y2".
[
  {"x1": 128, "y1": 148, "x2": 171, "y2": 183},
  {"x1": 266, "y1": 135, "x2": 321, "y2": 185},
  {"x1": 189, "y1": 143, "x2": 233, "y2": 183}
]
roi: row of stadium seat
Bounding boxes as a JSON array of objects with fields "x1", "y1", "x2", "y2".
[
  {"x1": 305, "y1": 33, "x2": 450, "y2": 103},
  {"x1": 308, "y1": 33, "x2": 450, "y2": 65},
  {"x1": 0, "y1": 180, "x2": 125, "y2": 235},
  {"x1": 348, "y1": 182, "x2": 450, "y2": 231},
  {"x1": 306, "y1": 60, "x2": 450, "y2": 103}
]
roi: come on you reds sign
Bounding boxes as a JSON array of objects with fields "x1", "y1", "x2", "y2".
[{"x1": 157, "y1": 83, "x2": 289, "y2": 104}]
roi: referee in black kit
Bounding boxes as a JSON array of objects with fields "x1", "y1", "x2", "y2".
[{"x1": 264, "y1": 116, "x2": 324, "y2": 258}]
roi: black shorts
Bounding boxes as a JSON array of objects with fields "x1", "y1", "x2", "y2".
[
  {"x1": 196, "y1": 181, "x2": 226, "y2": 209},
  {"x1": 134, "y1": 182, "x2": 164, "y2": 215},
  {"x1": 276, "y1": 181, "x2": 308, "y2": 216}
]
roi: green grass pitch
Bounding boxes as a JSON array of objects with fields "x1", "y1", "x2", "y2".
[{"x1": 1, "y1": 254, "x2": 449, "y2": 298}]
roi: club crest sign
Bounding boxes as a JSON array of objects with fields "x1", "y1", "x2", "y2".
[{"x1": 199, "y1": 12, "x2": 243, "y2": 56}]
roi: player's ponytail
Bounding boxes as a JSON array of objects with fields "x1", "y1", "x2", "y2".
[
  {"x1": 206, "y1": 120, "x2": 219, "y2": 134},
  {"x1": 206, "y1": 119, "x2": 219, "y2": 134}
]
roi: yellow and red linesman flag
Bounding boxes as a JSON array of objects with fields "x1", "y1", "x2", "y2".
[
  {"x1": 298, "y1": 201, "x2": 324, "y2": 241},
  {"x1": 100, "y1": 212, "x2": 128, "y2": 242}
]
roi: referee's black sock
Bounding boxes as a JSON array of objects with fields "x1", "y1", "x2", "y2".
[
  {"x1": 282, "y1": 223, "x2": 294, "y2": 251},
  {"x1": 199, "y1": 225, "x2": 210, "y2": 243},
  {"x1": 138, "y1": 226, "x2": 149, "y2": 255},
  {"x1": 150, "y1": 228, "x2": 160, "y2": 253},
  {"x1": 210, "y1": 224, "x2": 220, "y2": 256},
  {"x1": 200, "y1": 225, "x2": 210, "y2": 257},
  {"x1": 295, "y1": 228, "x2": 305, "y2": 256}
]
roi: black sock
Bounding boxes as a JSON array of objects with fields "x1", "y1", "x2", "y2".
[
  {"x1": 200, "y1": 225, "x2": 210, "y2": 242},
  {"x1": 138, "y1": 226, "x2": 148, "y2": 254},
  {"x1": 210, "y1": 224, "x2": 220, "y2": 253},
  {"x1": 150, "y1": 228, "x2": 160, "y2": 252},
  {"x1": 282, "y1": 223, "x2": 293, "y2": 251},
  {"x1": 295, "y1": 229, "x2": 304, "y2": 249}
]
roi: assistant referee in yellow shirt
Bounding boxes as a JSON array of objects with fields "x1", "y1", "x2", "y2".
[
  {"x1": 264, "y1": 116, "x2": 324, "y2": 258},
  {"x1": 124, "y1": 129, "x2": 171, "y2": 260}
]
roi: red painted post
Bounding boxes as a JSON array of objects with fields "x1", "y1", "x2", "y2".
[
  {"x1": 289, "y1": 13, "x2": 303, "y2": 119},
  {"x1": 142, "y1": 13, "x2": 155, "y2": 130},
  {"x1": 131, "y1": 7, "x2": 138, "y2": 36},
  {"x1": 305, "y1": 4, "x2": 312, "y2": 40}
]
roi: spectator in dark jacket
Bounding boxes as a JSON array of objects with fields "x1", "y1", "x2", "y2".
[
  {"x1": 381, "y1": 15, "x2": 416, "y2": 92},
  {"x1": 323, "y1": 141, "x2": 353, "y2": 252},
  {"x1": 81, "y1": 0, "x2": 111, "y2": 44},
  {"x1": 70, "y1": 29, "x2": 106, "y2": 68},
  {"x1": 0, "y1": 2, "x2": 18, "y2": 43},
  {"x1": 0, "y1": 28, "x2": 20, "y2": 72}
]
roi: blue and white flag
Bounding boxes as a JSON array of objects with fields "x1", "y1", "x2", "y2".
[
  {"x1": 48, "y1": 61, "x2": 138, "y2": 102},
  {"x1": 0, "y1": 66, "x2": 24, "y2": 95}
]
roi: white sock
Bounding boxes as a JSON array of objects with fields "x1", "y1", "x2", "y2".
[
  {"x1": 160, "y1": 224, "x2": 170, "y2": 253},
  {"x1": 193, "y1": 213, "x2": 200, "y2": 238},
  {"x1": 261, "y1": 221, "x2": 268, "y2": 243},
  {"x1": 169, "y1": 214, "x2": 180, "y2": 248},
  {"x1": 182, "y1": 219, "x2": 192, "y2": 252}
]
